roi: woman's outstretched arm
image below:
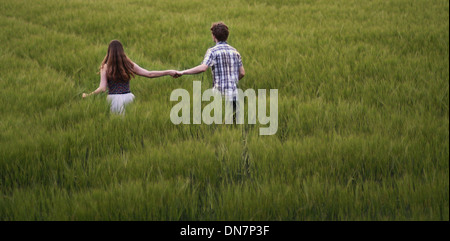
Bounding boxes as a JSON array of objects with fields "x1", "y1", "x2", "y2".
[
  {"x1": 82, "y1": 67, "x2": 108, "y2": 98},
  {"x1": 133, "y1": 63, "x2": 177, "y2": 78}
]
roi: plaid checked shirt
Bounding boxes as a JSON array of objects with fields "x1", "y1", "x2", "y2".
[{"x1": 201, "y1": 41, "x2": 243, "y2": 100}]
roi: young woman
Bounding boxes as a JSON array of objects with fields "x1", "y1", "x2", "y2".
[{"x1": 82, "y1": 40, "x2": 177, "y2": 114}]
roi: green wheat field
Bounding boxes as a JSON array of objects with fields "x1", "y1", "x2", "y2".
[{"x1": 0, "y1": 0, "x2": 448, "y2": 221}]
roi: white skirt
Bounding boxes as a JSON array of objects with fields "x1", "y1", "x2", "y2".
[{"x1": 107, "y1": 93, "x2": 135, "y2": 114}]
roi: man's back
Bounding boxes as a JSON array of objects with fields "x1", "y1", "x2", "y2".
[{"x1": 202, "y1": 41, "x2": 243, "y2": 99}]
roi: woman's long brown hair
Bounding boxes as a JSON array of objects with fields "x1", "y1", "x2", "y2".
[{"x1": 99, "y1": 40, "x2": 135, "y2": 81}]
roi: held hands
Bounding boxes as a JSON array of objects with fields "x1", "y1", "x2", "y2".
[
  {"x1": 170, "y1": 70, "x2": 184, "y2": 79},
  {"x1": 174, "y1": 71, "x2": 183, "y2": 78}
]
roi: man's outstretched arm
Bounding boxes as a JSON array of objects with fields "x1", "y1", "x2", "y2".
[{"x1": 176, "y1": 64, "x2": 209, "y2": 77}]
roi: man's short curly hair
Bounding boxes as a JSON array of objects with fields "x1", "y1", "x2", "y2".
[{"x1": 210, "y1": 22, "x2": 229, "y2": 42}]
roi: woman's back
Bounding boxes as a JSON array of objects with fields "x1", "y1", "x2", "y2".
[{"x1": 106, "y1": 71, "x2": 131, "y2": 95}]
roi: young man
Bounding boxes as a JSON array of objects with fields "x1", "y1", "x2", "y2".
[{"x1": 176, "y1": 22, "x2": 245, "y2": 122}]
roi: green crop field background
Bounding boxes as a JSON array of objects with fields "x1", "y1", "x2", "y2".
[{"x1": 0, "y1": 0, "x2": 448, "y2": 220}]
